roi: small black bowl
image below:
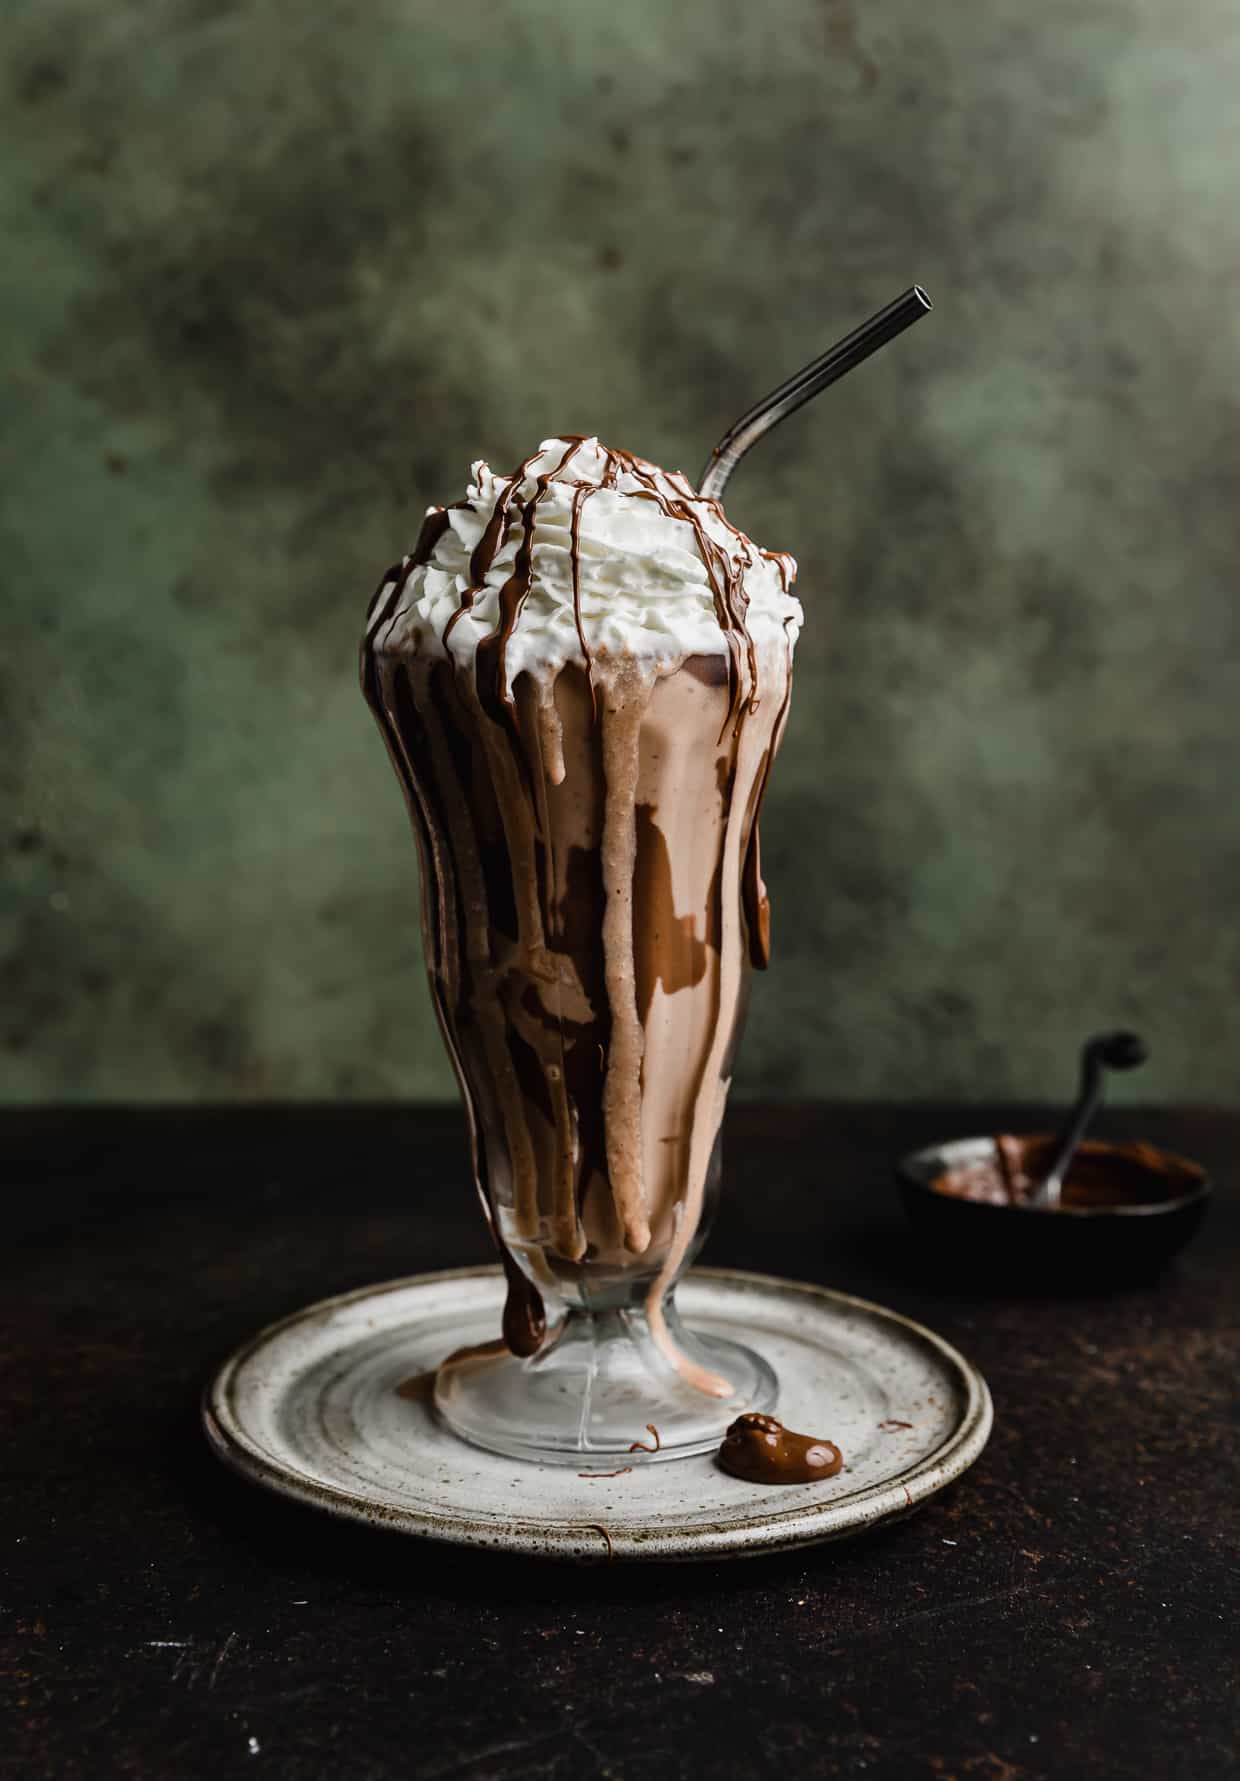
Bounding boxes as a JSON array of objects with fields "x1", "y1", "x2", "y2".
[{"x1": 896, "y1": 1135, "x2": 1211, "y2": 1287}]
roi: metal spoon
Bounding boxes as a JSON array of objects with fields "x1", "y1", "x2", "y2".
[{"x1": 1028, "y1": 1031, "x2": 1150, "y2": 1210}]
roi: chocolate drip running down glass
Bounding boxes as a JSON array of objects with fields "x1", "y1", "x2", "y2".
[{"x1": 361, "y1": 436, "x2": 802, "y2": 1463}]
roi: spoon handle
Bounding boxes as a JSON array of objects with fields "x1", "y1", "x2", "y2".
[
  {"x1": 1028, "y1": 1030, "x2": 1148, "y2": 1210},
  {"x1": 1030, "y1": 1058, "x2": 1104, "y2": 1209}
]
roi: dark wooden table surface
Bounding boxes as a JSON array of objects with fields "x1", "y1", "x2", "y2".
[{"x1": 5, "y1": 1104, "x2": 1238, "y2": 1780}]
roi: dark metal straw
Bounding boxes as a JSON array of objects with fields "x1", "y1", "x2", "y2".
[
  {"x1": 698, "y1": 284, "x2": 933, "y2": 501},
  {"x1": 1029, "y1": 1031, "x2": 1149, "y2": 1210}
]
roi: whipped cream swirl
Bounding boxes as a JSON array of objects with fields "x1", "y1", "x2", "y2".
[{"x1": 368, "y1": 436, "x2": 801, "y2": 691}]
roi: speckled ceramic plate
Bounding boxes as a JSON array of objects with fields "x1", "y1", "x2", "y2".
[{"x1": 203, "y1": 1266, "x2": 992, "y2": 1563}]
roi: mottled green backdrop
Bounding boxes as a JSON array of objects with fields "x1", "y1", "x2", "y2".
[{"x1": 5, "y1": 0, "x2": 1239, "y2": 1104}]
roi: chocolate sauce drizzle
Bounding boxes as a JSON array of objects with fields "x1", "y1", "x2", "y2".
[
  {"x1": 628, "y1": 1422, "x2": 662, "y2": 1454},
  {"x1": 569, "y1": 481, "x2": 598, "y2": 704},
  {"x1": 363, "y1": 440, "x2": 796, "y2": 1368},
  {"x1": 441, "y1": 462, "x2": 540, "y2": 646},
  {"x1": 740, "y1": 614, "x2": 798, "y2": 969},
  {"x1": 435, "y1": 439, "x2": 771, "y2": 729},
  {"x1": 475, "y1": 438, "x2": 584, "y2": 716},
  {"x1": 361, "y1": 547, "x2": 548, "y2": 1352},
  {"x1": 433, "y1": 438, "x2": 785, "y2": 974}
]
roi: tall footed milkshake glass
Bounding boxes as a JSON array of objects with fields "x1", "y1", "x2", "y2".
[{"x1": 361, "y1": 437, "x2": 801, "y2": 1465}]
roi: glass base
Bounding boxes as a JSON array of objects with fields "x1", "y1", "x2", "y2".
[{"x1": 434, "y1": 1297, "x2": 778, "y2": 1466}]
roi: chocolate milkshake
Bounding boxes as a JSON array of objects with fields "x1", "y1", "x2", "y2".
[{"x1": 362, "y1": 436, "x2": 802, "y2": 1461}]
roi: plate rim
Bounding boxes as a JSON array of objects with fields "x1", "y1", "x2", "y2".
[{"x1": 202, "y1": 1264, "x2": 993, "y2": 1563}]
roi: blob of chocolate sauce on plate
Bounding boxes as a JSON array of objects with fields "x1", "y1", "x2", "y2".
[{"x1": 718, "y1": 1412, "x2": 843, "y2": 1484}]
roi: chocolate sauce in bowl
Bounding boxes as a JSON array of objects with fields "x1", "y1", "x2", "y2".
[{"x1": 932, "y1": 1136, "x2": 1205, "y2": 1210}]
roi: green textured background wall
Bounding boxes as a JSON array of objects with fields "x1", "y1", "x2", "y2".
[{"x1": 5, "y1": 0, "x2": 1239, "y2": 1104}]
